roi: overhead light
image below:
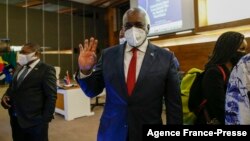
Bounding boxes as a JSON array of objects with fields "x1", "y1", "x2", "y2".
[
  {"x1": 147, "y1": 36, "x2": 159, "y2": 39},
  {"x1": 41, "y1": 50, "x2": 73, "y2": 54},
  {"x1": 40, "y1": 46, "x2": 51, "y2": 50},
  {"x1": 175, "y1": 30, "x2": 193, "y2": 35},
  {"x1": 151, "y1": 25, "x2": 250, "y2": 47},
  {"x1": 10, "y1": 46, "x2": 22, "y2": 51},
  {"x1": 58, "y1": 8, "x2": 77, "y2": 14},
  {"x1": 197, "y1": 24, "x2": 250, "y2": 36},
  {"x1": 20, "y1": 0, "x2": 43, "y2": 8}
]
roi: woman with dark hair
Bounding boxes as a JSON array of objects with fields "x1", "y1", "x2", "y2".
[{"x1": 196, "y1": 31, "x2": 248, "y2": 124}]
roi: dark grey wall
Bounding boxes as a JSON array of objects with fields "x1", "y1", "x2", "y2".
[
  {"x1": 0, "y1": 4, "x2": 6, "y2": 39},
  {"x1": 0, "y1": 3, "x2": 108, "y2": 79},
  {"x1": 8, "y1": 5, "x2": 26, "y2": 44}
]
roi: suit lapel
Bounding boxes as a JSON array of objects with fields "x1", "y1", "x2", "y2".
[
  {"x1": 116, "y1": 44, "x2": 129, "y2": 100},
  {"x1": 13, "y1": 66, "x2": 23, "y2": 88},
  {"x1": 132, "y1": 43, "x2": 157, "y2": 95},
  {"x1": 18, "y1": 61, "x2": 42, "y2": 88}
]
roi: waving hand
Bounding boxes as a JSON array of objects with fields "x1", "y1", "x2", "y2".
[{"x1": 78, "y1": 37, "x2": 98, "y2": 75}]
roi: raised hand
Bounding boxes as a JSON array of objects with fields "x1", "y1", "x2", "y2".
[{"x1": 78, "y1": 37, "x2": 98, "y2": 75}]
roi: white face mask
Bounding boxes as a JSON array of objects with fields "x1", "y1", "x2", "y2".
[
  {"x1": 124, "y1": 27, "x2": 147, "y2": 47},
  {"x1": 17, "y1": 52, "x2": 37, "y2": 66},
  {"x1": 17, "y1": 54, "x2": 28, "y2": 66},
  {"x1": 119, "y1": 37, "x2": 126, "y2": 45}
]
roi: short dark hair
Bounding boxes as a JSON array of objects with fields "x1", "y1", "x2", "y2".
[
  {"x1": 23, "y1": 43, "x2": 41, "y2": 53},
  {"x1": 122, "y1": 8, "x2": 150, "y2": 32},
  {"x1": 205, "y1": 31, "x2": 244, "y2": 68}
]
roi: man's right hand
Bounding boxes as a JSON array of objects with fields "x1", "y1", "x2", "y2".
[
  {"x1": 1, "y1": 96, "x2": 11, "y2": 109},
  {"x1": 78, "y1": 37, "x2": 98, "y2": 75}
]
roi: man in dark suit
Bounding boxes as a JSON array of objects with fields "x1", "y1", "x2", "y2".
[
  {"x1": 1, "y1": 43, "x2": 57, "y2": 141},
  {"x1": 77, "y1": 8, "x2": 182, "y2": 141}
]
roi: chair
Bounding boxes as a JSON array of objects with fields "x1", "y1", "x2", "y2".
[
  {"x1": 54, "y1": 66, "x2": 60, "y2": 86},
  {"x1": 91, "y1": 89, "x2": 106, "y2": 111}
]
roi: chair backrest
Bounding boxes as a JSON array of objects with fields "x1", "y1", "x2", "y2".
[{"x1": 54, "y1": 66, "x2": 61, "y2": 80}]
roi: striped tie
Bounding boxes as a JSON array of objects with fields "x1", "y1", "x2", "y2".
[{"x1": 17, "y1": 66, "x2": 30, "y2": 87}]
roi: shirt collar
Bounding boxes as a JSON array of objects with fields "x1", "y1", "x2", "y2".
[
  {"x1": 28, "y1": 59, "x2": 40, "y2": 69},
  {"x1": 125, "y1": 39, "x2": 148, "y2": 53}
]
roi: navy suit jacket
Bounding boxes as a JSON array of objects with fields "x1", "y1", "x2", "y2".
[{"x1": 77, "y1": 43, "x2": 182, "y2": 141}]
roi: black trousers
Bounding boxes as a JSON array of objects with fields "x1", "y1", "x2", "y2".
[{"x1": 10, "y1": 116, "x2": 49, "y2": 141}]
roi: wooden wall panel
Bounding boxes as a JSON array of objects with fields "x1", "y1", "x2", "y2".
[
  {"x1": 107, "y1": 7, "x2": 117, "y2": 46},
  {"x1": 56, "y1": 93, "x2": 64, "y2": 110},
  {"x1": 167, "y1": 37, "x2": 250, "y2": 73}
]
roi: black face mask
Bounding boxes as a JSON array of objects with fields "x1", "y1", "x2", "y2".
[{"x1": 230, "y1": 52, "x2": 247, "y2": 66}]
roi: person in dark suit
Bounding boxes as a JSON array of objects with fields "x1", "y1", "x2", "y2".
[
  {"x1": 1, "y1": 43, "x2": 57, "y2": 141},
  {"x1": 77, "y1": 8, "x2": 182, "y2": 141}
]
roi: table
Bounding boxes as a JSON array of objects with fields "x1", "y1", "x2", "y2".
[{"x1": 55, "y1": 86, "x2": 94, "y2": 120}]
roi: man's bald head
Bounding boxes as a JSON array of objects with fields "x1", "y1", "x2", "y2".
[{"x1": 122, "y1": 8, "x2": 150, "y2": 34}]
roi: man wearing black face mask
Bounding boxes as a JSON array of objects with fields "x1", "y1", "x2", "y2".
[
  {"x1": 1, "y1": 43, "x2": 57, "y2": 141},
  {"x1": 76, "y1": 8, "x2": 182, "y2": 141}
]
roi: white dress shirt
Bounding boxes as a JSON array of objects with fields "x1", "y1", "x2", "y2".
[{"x1": 124, "y1": 40, "x2": 148, "y2": 81}]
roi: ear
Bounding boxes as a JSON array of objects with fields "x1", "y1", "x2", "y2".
[
  {"x1": 35, "y1": 51, "x2": 41, "y2": 57},
  {"x1": 146, "y1": 24, "x2": 150, "y2": 34}
]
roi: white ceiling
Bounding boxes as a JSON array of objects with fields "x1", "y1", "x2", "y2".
[{"x1": 70, "y1": 0, "x2": 97, "y2": 4}]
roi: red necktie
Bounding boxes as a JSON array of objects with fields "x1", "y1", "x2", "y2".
[{"x1": 127, "y1": 48, "x2": 137, "y2": 96}]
